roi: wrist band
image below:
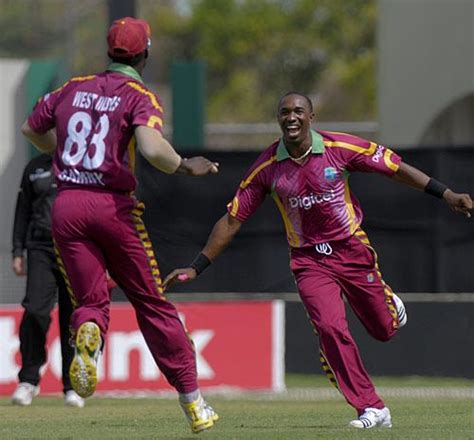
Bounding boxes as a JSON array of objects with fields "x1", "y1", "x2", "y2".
[
  {"x1": 190, "y1": 253, "x2": 211, "y2": 275},
  {"x1": 425, "y1": 178, "x2": 448, "y2": 199}
]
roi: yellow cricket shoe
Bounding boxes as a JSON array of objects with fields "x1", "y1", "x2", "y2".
[
  {"x1": 180, "y1": 396, "x2": 218, "y2": 434},
  {"x1": 69, "y1": 322, "x2": 101, "y2": 398},
  {"x1": 205, "y1": 401, "x2": 219, "y2": 423}
]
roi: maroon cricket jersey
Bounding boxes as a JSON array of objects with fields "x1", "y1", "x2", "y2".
[
  {"x1": 228, "y1": 130, "x2": 402, "y2": 247},
  {"x1": 28, "y1": 63, "x2": 164, "y2": 193}
]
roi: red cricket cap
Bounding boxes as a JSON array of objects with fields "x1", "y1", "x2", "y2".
[{"x1": 107, "y1": 17, "x2": 151, "y2": 59}]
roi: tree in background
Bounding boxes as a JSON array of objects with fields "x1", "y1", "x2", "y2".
[
  {"x1": 0, "y1": 0, "x2": 376, "y2": 123},
  {"x1": 0, "y1": 0, "x2": 107, "y2": 74},
  {"x1": 144, "y1": 0, "x2": 377, "y2": 122}
]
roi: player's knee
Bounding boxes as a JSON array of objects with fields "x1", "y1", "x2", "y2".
[
  {"x1": 369, "y1": 324, "x2": 396, "y2": 342},
  {"x1": 373, "y1": 332, "x2": 391, "y2": 342}
]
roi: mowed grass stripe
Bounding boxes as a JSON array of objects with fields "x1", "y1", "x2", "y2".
[
  {"x1": 216, "y1": 387, "x2": 474, "y2": 400},
  {"x1": 0, "y1": 375, "x2": 472, "y2": 439},
  {"x1": 90, "y1": 386, "x2": 474, "y2": 400}
]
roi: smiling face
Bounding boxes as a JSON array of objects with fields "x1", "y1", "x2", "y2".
[{"x1": 277, "y1": 94, "x2": 314, "y2": 146}]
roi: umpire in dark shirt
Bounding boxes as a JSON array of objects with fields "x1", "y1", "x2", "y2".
[{"x1": 11, "y1": 153, "x2": 84, "y2": 407}]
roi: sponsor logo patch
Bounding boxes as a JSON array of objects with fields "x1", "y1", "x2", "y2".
[
  {"x1": 324, "y1": 167, "x2": 338, "y2": 181},
  {"x1": 372, "y1": 145, "x2": 385, "y2": 163},
  {"x1": 289, "y1": 190, "x2": 336, "y2": 210},
  {"x1": 315, "y1": 242, "x2": 333, "y2": 256}
]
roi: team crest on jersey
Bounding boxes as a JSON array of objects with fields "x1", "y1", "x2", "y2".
[
  {"x1": 324, "y1": 167, "x2": 338, "y2": 181},
  {"x1": 367, "y1": 273, "x2": 374, "y2": 283}
]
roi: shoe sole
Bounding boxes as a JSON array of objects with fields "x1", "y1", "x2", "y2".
[
  {"x1": 64, "y1": 395, "x2": 85, "y2": 408},
  {"x1": 69, "y1": 322, "x2": 101, "y2": 398},
  {"x1": 12, "y1": 397, "x2": 35, "y2": 406},
  {"x1": 192, "y1": 419, "x2": 214, "y2": 433},
  {"x1": 350, "y1": 421, "x2": 392, "y2": 429}
]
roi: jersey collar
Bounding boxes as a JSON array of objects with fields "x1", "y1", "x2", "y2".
[
  {"x1": 107, "y1": 63, "x2": 144, "y2": 83},
  {"x1": 276, "y1": 129, "x2": 324, "y2": 162}
]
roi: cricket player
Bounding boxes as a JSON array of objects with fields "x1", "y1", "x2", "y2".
[
  {"x1": 164, "y1": 92, "x2": 473, "y2": 429},
  {"x1": 21, "y1": 17, "x2": 218, "y2": 433}
]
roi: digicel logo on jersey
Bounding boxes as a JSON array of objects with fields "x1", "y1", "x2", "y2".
[
  {"x1": 289, "y1": 190, "x2": 336, "y2": 210},
  {"x1": 0, "y1": 302, "x2": 284, "y2": 395},
  {"x1": 371, "y1": 145, "x2": 385, "y2": 163}
]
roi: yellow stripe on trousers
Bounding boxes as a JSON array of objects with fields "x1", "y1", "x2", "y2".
[
  {"x1": 53, "y1": 239, "x2": 78, "y2": 309},
  {"x1": 131, "y1": 202, "x2": 166, "y2": 299},
  {"x1": 319, "y1": 349, "x2": 340, "y2": 391},
  {"x1": 353, "y1": 227, "x2": 399, "y2": 328}
]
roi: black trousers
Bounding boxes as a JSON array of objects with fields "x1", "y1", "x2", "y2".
[{"x1": 18, "y1": 248, "x2": 74, "y2": 392}]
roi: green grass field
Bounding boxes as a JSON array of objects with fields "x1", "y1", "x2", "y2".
[{"x1": 1, "y1": 375, "x2": 473, "y2": 440}]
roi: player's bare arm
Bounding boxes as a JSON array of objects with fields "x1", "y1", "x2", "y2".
[
  {"x1": 20, "y1": 121, "x2": 56, "y2": 154},
  {"x1": 136, "y1": 126, "x2": 218, "y2": 176},
  {"x1": 136, "y1": 125, "x2": 182, "y2": 173},
  {"x1": 392, "y1": 161, "x2": 473, "y2": 218},
  {"x1": 163, "y1": 213, "x2": 242, "y2": 289}
]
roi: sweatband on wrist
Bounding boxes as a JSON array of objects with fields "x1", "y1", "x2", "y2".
[
  {"x1": 190, "y1": 253, "x2": 211, "y2": 275},
  {"x1": 425, "y1": 178, "x2": 448, "y2": 199}
]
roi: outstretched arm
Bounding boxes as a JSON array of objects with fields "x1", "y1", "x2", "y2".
[
  {"x1": 392, "y1": 162, "x2": 472, "y2": 218},
  {"x1": 136, "y1": 126, "x2": 218, "y2": 175},
  {"x1": 163, "y1": 213, "x2": 243, "y2": 289}
]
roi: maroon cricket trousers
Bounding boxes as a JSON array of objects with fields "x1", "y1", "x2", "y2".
[
  {"x1": 290, "y1": 228, "x2": 401, "y2": 414},
  {"x1": 52, "y1": 188, "x2": 198, "y2": 393}
]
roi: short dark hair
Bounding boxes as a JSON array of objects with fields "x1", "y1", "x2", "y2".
[
  {"x1": 278, "y1": 92, "x2": 313, "y2": 113},
  {"x1": 110, "y1": 49, "x2": 148, "y2": 67}
]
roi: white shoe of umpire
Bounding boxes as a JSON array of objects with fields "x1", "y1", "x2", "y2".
[
  {"x1": 64, "y1": 390, "x2": 85, "y2": 408},
  {"x1": 392, "y1": 293, "x2": 407, "y2": 327},
  {"x1": 11, "y1": 382, "x2": 40, "y2": 406},
  {"x1": 350, "y1": 407, "x2": 392, "y2": 429}
]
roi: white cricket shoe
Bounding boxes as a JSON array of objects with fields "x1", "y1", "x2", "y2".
[
  {"x1": 350, "y1": 407, "x2": 392, "y2": 429},
  {"x1": 11, "y1": 382, "x2": 40, "y2": 406},
  {"x1": 64, "y1": 390, "x2": 85, "y2": 408},
  {"x1": 392, "y1": 293, "x2": 407, "y2": 327},
  {"x1": 180, "y1": 395, "x2": 218, "y2": 433}
]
